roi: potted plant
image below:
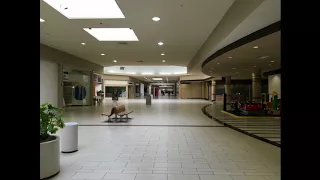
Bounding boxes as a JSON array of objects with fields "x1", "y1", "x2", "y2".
[{"x1": 40, "y1": 102, "x2": 65, "y2": 179}]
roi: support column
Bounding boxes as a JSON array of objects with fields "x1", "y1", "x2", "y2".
[
  {"x1": 140, "y1": 83, "x2": 144, "y2": 97},
  {"x1": 252, "y1": 68, "x2": 262, "y2": 102},
  {"x1": 102, "y1": 78, "x2": 105, "y2": 99},
  {"x1": 131, "y1": 82, "x2": 136, "y2": 98},
  {"x1": 89, "y1": 71, "x2": 94, "y2": 106},
  {"x1": 211, "y1": 80, "x2": 216, "y2": 101},
  {"x1": 224, "y1": 76, "x2": 232, "y2": 103}
]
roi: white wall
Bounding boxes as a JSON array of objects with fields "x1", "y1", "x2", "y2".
[
  {"x1": 268, "y1": 74, "x2": 281, "y2": 99},
  {"x1": 40, "y1": 60, "x2": 59, "y2": 106}
]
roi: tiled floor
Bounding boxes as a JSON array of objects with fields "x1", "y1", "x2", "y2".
[
  {"x1": 204, "y1": 103, "x2": 281, "y2": 146},
  {"x1": 63, "y1": 99, "x2": 220, "y2": 126},
  {"x1": 49, "y1": 99, "x2": 280, "y2": 180}
]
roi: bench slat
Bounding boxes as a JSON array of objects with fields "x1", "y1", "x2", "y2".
[{"x1": 118, "y1": 111, "x2": 133, "y2": 116}]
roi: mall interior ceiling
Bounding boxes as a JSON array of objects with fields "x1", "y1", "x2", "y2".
[{"x1": 40, "y1": 0, "x2": 280, "y2": 82}]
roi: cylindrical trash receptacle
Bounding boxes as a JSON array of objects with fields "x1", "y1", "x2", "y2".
[
  {"x1": 146, "y1": 94, "x2": 151, "y2": 105},
  {"x1": 61, "y1": 122, "x2": 78, "y2": 153}
]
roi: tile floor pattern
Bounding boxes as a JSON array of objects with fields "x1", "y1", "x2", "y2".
[
  {"x1": 49, "y1": 99, "x2": 280, "y2": 180},
  {"x1": 50, "y1": 125, "x2": 280, "y2": 180},
  {"x1": 63, "y1": 99, "x2": 220, "y2": 126},
  {"x1": 205, "y1": 103, "x2": 281, "y2": 146}
]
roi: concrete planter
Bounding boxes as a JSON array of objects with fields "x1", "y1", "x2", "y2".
[{"x1": 40, "y1": 135, "x2": 60, "y2": 179}]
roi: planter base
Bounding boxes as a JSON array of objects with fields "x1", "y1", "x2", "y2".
[
  {"x1": 40, "y1": 171, "x2": 60, "y2": 180},
  {"x1": 40, "y1": 136, "x2": 60, "y2": 179}
]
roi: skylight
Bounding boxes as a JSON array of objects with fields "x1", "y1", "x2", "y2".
[
  {"x1": 84, "y1": 28, "x2": 139, "y2": 41},
  {"x1": 43, "y1": 0, "x2": 125, "y2": 19}
]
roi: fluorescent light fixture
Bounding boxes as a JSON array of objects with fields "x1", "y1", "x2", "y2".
[
  {"x1": 83, "y1": 28, "x2": 139, "y2": 41},
  {"x1": 141, "y1": 72, "x2": 154, "y2": 75},
  {"x1": 108, "y1": 70, "x2": 115, "y2": 73},
  {"x1": 113, "y1": 60, "x2": 117, "y2": 62},
  {"x1": 253, "y1": 46, "x2": 259, "y2": 48},
  {"x1": 270, "y1": 60, "x2": 274, "y2": 62},
  {"x1": 152, "y1": 78, "x2": 163, "y2": 80},
  {"x1": 158, "y1": 42, "x2": 164, "y2": 46},
  {"x1": 43, "y1": 0, "x2": 125, "y2": 19},
  {"x1": 127, "y1": 72, "x2": 136, "y2": 74},
  {"x1": 161, "y1": 53, "x2": 165, "y2": 56},
  {"x1": 81, "y1": 42, "x2": 86, "y2": 45},
  {"x1": 162, "y1": 60, "x2": 166, "y2": 63},
  {"x1": 152, "y1": 17, "x2": 160, "y2": 21},
  {"x1": 228, "y1": 57, "x2": 232, "y2": 59},
  {"x1": 159, "y1": 73, "x2": 172, "y2": 75},
  {"x1": 40, "y1": 18, "x2": 45, "y2": 22},
  {"x1": 217, "y1": 62, "x2": 220, "y2": 65},
  {"x1": 173, "y1": 72, "x2": 186, "y2": 74},
  {"x1": 101, "y1": 53, "x2": 105, "y2": 56},
  {"x1": 258, "y1": 56, "x2": 269, "y2": 59}
]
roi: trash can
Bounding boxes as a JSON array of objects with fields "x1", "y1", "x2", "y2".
[
  {"x1": 146, "y1": 94, "x2": 152, "y2": 105},
  {"x1": 61, "y1": 122, "x2": 78, "y2": 153}
]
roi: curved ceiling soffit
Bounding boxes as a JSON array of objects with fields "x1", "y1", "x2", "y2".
[{"x1": 201, "y1": 21, "x2": 280, "y2": 69}]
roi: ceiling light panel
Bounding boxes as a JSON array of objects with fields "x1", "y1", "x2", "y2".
[
  {"x1": 83, "y1": 28, "x2": 139, "y2": 41},
  {"x1": 152, "y1": 78, "x2": 163, "y2": 80},
  {"x1": 43, "y1": 0, "x2": 125, "y2": 19}
]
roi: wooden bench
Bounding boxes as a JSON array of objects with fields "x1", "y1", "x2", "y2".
[
  {"x1": 115, "y1": 105, "x2": 133, "y2": 122},
  {"x1": 101, "y1": 105, "x2": 133, "y2": 122},
  {"x1": 101, "y1": 107, "x2": 116, "y2": 122}
]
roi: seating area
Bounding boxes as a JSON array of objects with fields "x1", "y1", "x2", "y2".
[{"x1": 101, "y1": 104, "x2": 133, "y2": 122}]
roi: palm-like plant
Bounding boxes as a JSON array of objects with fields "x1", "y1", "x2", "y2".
[{"x1": 40, "y1": 102, "x2": 65, "y2": 142}]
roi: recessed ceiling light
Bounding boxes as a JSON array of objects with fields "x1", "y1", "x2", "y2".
[
  {"x1": 142, "y1": 72, "x2": 154, "y2": 75},
  {"x1": 152, "y1": 78, "x2": 163, "y2": 80},
  {"x1": 40, "y1": 18, "x2": 45, "y2": 22},
  {"x1": 232, "y1": 68, "x2": 236, "y2": 69},
  {"x1": 217, "y1": 62, "x2": 220, "y2": 65},
  {"x1": 81, "y1": 42, "x2": 86, "y2": 45},
  {"x1": 161, "y1": 53, "x2": 165, "y2": 56},
  {"x1": 162, "y1": 60, "x2": 166, "y2": 63},
  {"x1": 158, "y1": 42, "x2": 164, "y2": 46},
  {"x1": 152, "y1": 17, "x2": 160, "y2": 21},
  {"x1": 270, "y1": 60, "x2": 274, "y2": 63},
  {"x1": 84, "y1": 28, "x2": 139, "y2": 41},
  {"x1": 101, "y1": 53, "x2": 105, "y2": 56},
  {"x1": 113, "y1": 60, "x2": 117, "y2": 62},
  {"x1": 43, "y1": 0, "x2": 125, "y2": 19},
  {"x1": 108, "y1": 70, "x2": 114, "y2": 73},
  {"x1": 253, "y1": 46, "x2": 259, "y2": 49},
  {"x1": 159, "y1": 73, "x2": 172, "y2": 75},
  {"x1": 254, "y1": 66, "x2": 256, "y2": 67},
  {"x1": 228, "y1": 57, "x2": 232, "y2": 59}
]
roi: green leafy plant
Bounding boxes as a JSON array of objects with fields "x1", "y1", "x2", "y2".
[{"x1": 40, "y1": 102, "x2": 65, "y2": 143}]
